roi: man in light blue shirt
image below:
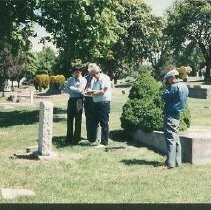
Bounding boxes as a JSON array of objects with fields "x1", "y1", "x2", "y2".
[
  {"x1": 86, "y1": 63, "x2": 111, "y2": 146},
  {"x1": 64, "y1": 67, "x2": 87, "y2": 145}
]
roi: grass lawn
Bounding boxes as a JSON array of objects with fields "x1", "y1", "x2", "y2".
[{"x1": 0, "y1": 87, "x2": 211, "y2": 203}]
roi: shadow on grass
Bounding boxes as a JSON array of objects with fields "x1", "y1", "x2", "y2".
[
  {"x1": 54, "y1": 107, "x2": 67, "y2": 114},
  {"x1": 109, "y1": 130, "x2": 130, "y2": 142},
  {"x1": 35, "y1": 88, "x2": 62, "y2": 96},
  {"x1": 120, "y1": 159, "x2": 162, "y2": 167},
  {"x1": 52, "y1": 136, "x2": 90, "y2": 148},
  {"x1": 12, "y1": 153, "x2": 39, "y2": 160},
  {"x1": 52, "y1": 136, "x2": 67, "y2": 148},
  {"x1": 0, "y1": 107, "x2": 66, "y2": 128}
]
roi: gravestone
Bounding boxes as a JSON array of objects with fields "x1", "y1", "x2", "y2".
[
  {"x1": 38, "y1": 101, "x2": 53, "y2": 156},
  {"x1": 30, "y1": 91, "x2": 34, "y2": 104},
  {"x1": 1, "y1": 188, "x2": 35, "y2": 200}
]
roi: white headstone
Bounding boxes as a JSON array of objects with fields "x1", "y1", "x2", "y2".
[
  {"x1": 30, "y1": 91, "x2": 34, "y2": 104},
  {"x1": 38, "y1": 101, "x2": 53, "y2": 156}
]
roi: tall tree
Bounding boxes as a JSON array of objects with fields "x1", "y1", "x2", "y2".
[
  {"x1": 166, "y1": 0, "x2": 211, "y2": 80},
  {"x1": 111, "y1": 0, "x2": 169, "y2": 79},
  {"x1": 34, "y1": 47, "x2": 56, "y2": 75},
  {"x1": 0, "y1": 44, "x2": 27, "y2": 90},
  {"x1": 0, "y1": 0, "x2": 36, "y2": 90},
  {"x1": 173, "y1": 42, "x2": 204, "y2": 76},
  {"x1": 38, "y1": 0, "x2": 124, "y2": 77},
  {"x1": 0, "y1": 0, "x2": 36, "y2": 51}
]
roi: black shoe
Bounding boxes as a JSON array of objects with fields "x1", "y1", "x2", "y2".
[
  {"x1": 101, "y1": 142, "x2": 108, "y2": 146},
  {"x1": 65, "y1": 141, "x2": 72, "y2": 145},
  {"x1": 65, "y1": 141, "x2": 76, "y2": 146}
]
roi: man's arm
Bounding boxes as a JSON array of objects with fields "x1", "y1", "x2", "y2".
[
  {"x1": 92, "y1": 77, "x2": 110, "y2": 96},
  {"x1": 64, "y1": 78, "x2": 84, "y2": 94},
  {"x1": 170, "y1": 85, "x2": 188, "y2": 112}
]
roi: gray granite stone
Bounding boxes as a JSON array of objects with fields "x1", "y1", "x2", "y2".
[
  {"x1": 133, "y1": 129, "x2": 211, "y2": 164},
  {"x1": 38, "y1": 101, "x2": 53, "y2": 156}
]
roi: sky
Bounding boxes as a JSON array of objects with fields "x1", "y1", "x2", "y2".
[
  {"x1": 31, "y1": 0, "x2": 175, "y2": 52},
  {"x1": 145, "y1": 0, "x2": 174, "y2": 15}
]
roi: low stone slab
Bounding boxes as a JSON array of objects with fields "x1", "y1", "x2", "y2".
[
  {"x1": 133, "y1": 129, "x2": 211, "y2": 164},
  {"x1": 1, "y1": 188, "x2": 35, "y2": 200},
  {"x1": 187, "y1": 84, "x2": 211, "y2": 99}
]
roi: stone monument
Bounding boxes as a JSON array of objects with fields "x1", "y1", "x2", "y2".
[{"x1": 38, "y1": 101, "x2": 53, "y2": 156}]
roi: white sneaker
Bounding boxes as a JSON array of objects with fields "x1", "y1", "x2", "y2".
[
  {"x1": 89, "y1": 142, "x2": 99, "y2": 146},
  {"x1": 96, "y1": 144, "x2": 106, "y2": 148}
]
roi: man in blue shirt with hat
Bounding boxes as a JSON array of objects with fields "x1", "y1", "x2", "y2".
[
  {"x1": 163, "y1": 69, "x2": 189, "y2": 168},
  {"x1": 64, "y1": 66, "x2": 87, "y2": 145}
]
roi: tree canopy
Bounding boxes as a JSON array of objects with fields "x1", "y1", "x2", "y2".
[
  {"x1": 1, "y1": 0, "x2": 211, "y2": 89},
  {"x1": 38, "y1": 0, "x2": 124, "y2": 76},
  {"x1": 166, "y1": 0, "x2": 211, "y2": 79}
]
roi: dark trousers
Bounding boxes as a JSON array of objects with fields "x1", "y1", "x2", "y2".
[
  {"x1": 84, "y1": 96, "x2": 94, "y2": 142},
  {"x1": 66, "y1": 97, "x2": 83, "y2": 144},
  {"x1": 164, "y1": 113, "x2": 181, "y2": 167},
  {"x1": 92, "y1": 101, "x2": 110, "y2": 145}
]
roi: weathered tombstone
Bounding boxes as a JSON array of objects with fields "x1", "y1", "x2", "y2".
[
  {"x1": 38, "y1": 101, "x2": 53, "y2": 156},
  {"x1": 12, "y1": 93, "x2": 18, "y2": 102},
  {"x1": 30, "y1": 91, "x2": 34, "y2": 104}
]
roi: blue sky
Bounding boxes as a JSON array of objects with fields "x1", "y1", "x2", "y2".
[
  {"x1": 145, "y1": 0, "x2": 174, "y2": 15},
  {"x1": 32, "y1": 0, "x2": 175, "y2": 52}
]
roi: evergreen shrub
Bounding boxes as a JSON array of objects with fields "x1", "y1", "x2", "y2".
[
  {"x1": 50, "y1": 75, "x2": 65, "y2": 88},
  {"x1": 49, "y1": 75, "x2": 65, "y2": 93},
  {"x1": 120, "y1": 66, "x2": 191, "y2": 134},
  {"x1": 34, "y1": 74, "x2": 50, "y2": 91}
]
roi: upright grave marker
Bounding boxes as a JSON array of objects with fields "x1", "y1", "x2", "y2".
[{"x1": 38, "y1": 101, "x2": 53, "y2": 156}]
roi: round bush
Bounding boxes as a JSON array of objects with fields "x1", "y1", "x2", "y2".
[
  {"x1": 34, "y1": 74, "x2": 50, "y2": 91},
  {"x1": 120, "y1": 66, "x2": 191, "y2": 134},
  {"x1": 49, "y1": 75, "x2": 66, "y2": 93}
]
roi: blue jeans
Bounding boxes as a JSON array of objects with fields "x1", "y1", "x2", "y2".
[
  {"x1": 164, "y1": 113, "x2": 181, "y2": 167},
  {"x1": 92, "y1": 101, "x2": 110, "y2": 145}
]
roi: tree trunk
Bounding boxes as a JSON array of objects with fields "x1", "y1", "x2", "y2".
[
  {"x1": 204, "y1": 59, "x2": 211, "y2": 81},
  {"x1": 17, "y1": 79, "x2": 20, "y2": 88}
]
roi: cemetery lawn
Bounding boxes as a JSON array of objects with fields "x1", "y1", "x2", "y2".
[{"x1": 0, "y1": 88, "x2": 211, "y2": 203}]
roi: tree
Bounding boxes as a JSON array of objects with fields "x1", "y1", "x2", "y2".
[
  {"x1": 8, "y1": 50, "x2": 27, "y2": 88},
  {"x1": 0, "y1": 0, "x2": 36, "y2": 90},
  {"x1": 173, "y1": 42, "x2": 204, "y2": 76},
  {"x1": 0, "y1": 44, "x2": 28, "y2": 90},
  {"x1": 34, "y1": 47, "x2": 56, "y2": 75},
  {"x1": 109, "y1": 0, "x2": 170, "y2": 80},
  {"x1": 0, "y1": 0, "x2": 36, "y2": 51},
  {"x1": 166, "y1": 0, "x2": 211, "y2": 80},
  {"x1": 38, "y1": 0, "x2": 124, "y2": 77}
]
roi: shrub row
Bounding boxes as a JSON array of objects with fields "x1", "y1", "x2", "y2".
[{"x1": 34, "y1": 74, "x2": 65, "y2": 91}]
